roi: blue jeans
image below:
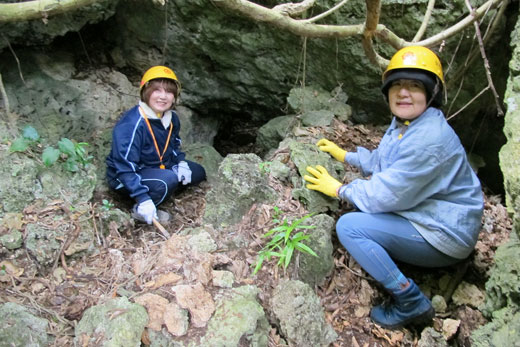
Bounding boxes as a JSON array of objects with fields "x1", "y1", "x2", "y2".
[
  {"x1": 336, "y1": 212, "x2": 460, "y2": 290},
  {"x1": 111, "y1": 160, "x2": 206, "y2": 206}
]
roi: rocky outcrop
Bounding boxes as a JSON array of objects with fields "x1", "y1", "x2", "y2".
[
  {"x1": 0, "y1": 302, "x2": 49, "y2": 346},
  {"x1": 471, "y1": 7, "x2": 520, "y2": 345}
]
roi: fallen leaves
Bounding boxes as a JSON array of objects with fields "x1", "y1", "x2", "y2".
[{"x1": 0, "y1": 260, "x2": 24, "y2": 282}]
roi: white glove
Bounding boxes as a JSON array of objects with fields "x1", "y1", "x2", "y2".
[
  {"x1": 137, "y1": 199, "x2": 157, "y2": 225},
  {"x1": 177, "y1": 161, "x2": 192, "y2": 185}
]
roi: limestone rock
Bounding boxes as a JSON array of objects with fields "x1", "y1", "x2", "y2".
[
  {"x1": 0, "y1": 302, "x2": 49, "y2": 346},
  {"x1": 74, "y1": 297, "x2": 148, "y2": 347}
]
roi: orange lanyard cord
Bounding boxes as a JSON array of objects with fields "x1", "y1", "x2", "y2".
[{"x1": 139, "y1": 107, "x2": 173, "y2": 168}]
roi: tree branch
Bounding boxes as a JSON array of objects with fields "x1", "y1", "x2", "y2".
[
  {"x1": 2, "y1": 34, "x2": 26, "y2": 85},
  {"x1": 447, "y1": 0, "x2": 507, "y2": 88},
  {"x1": 362, "y1": 0, "x2": 387, "y2": 68},
  {"x1": 213, "y1": 0, "x2": 505, "y2": 57},
  {"x1": 412, "y1": 0, "x2": 503, "y2": 47},
  {"x1": 0, "y1": 73, "x2": 10, "y2": 116},
  {"x1": 273, "y1": 0, "x2": 315, "y2": 17},
  {"x1": 413, "y1": 0, "x2": 435, "y2": 42},
  {"x1": 364, "y1": 0, "x2": 380, "y2": 35},
  {"x1": 465, "y1": 0, "x2": 503, "y2": 116},
  {"x1": 303, "y1": 0, "x2": 350, "y2": 24},
  {"x1": 0, "y1": 0, "x2": 107, "y2": 23},
  {"x1": 212, "y1": 0, "x2": 363, "y2": 38}
]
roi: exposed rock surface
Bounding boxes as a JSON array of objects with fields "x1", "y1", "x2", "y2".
[
  {"x1": 472, "y1": 9, "x2": 520, "y2": 345},
  {"x1": 0, "y1": 302, "x2": 49, "y2": 347}
]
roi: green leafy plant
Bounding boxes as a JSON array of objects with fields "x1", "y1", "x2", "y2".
[
  {"x1": 258, "y1": 161, "x2": 272, "y2": 175},
  {"x1": 42, "y1": 138, "x2": 93, "y2": 172},
  {"x1": 272, "y1": 206, "x2": 282, "y2": 223},
  {"x1": 10, "y1": 126, "x2": 93, "y2": 172},
  {"x1": 9, "y1": 125, "x2": 40, "y2": 153},
  {"x1": 101, "y1": 199, "x2": 114, "y2": 211},
  {"x1": 253, "y1": 210, "x2": 318, "y2": 275}
]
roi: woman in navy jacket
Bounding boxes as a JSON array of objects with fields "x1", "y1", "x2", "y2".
[{"x1": 106, "y1": 66, "x2": 206, "y2": 224}]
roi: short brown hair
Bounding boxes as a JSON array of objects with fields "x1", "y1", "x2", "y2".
[{"x1": 140, "y1": 79, "x2": 179, "y2": 106}]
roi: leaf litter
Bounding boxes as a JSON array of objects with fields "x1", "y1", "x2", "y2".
[{"x1": 0, "y1": 121, "x2": 512, "y2": 346}]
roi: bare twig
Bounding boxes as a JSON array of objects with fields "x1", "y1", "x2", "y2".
[
  {"x1": 412, "y1": 0, "x2": 435, "y2": 42},
  {"x1": 303, "y1": 0, "x2": 350, "y2": 24},
  {"x1": 90, "y1": 203, "x2": 106, "y2": 247},
  {"x1": 465, "y1": 0, "x2": 504, "y2": 116},
  {"x1": 446, "y1": 35, "x2": 474, "y2": 117},
  {"x1": 413, "y1": 0, "x2": 502, "y2": 47},
  {"x1": 52, "y1": 207, "x2": 83, "y2": 272},
  {"x1": 273, "y1": 0, "x2": 315, "y2": 17},
  {"x1": 0, "y1": 72, "x2": 19, "y2": 137},
  {"x1": 0, "y1": 73, "x2": 10, "y2": 115},
  {"x1": 6, "y1": 287, "x2": 73, "y2": 326},
  {"x1": 302, "y1": 36, "x2": 307, "y2": 88},
  {"x1": 77, "y1": 31, "x2": 92, "y2": 67},
  {"x1": 2, "y1": 33, "x2": 25, "y2": 85},
  {"x1": 152, "y1": 218, "x2": 170, "y2": 239},
  {"x1": 161, "y1": 3, "x2": 169, "y2": 64},
  {"x1": 447, "y1": 86, "x2": 490, "y2": 121},
  {"x1": 446, "y1": 0, "x2": 507, "y2": 118}
]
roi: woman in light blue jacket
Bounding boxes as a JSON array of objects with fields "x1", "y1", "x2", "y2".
[{"x1": 304, "y1": 46, "x2": 484, "y2": 329}]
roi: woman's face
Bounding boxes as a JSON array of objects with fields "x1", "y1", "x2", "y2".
[
  {"x1": 388, "y1": 79, "x2": 428, "y2": 120},
  {"x1": 147, "y1": 83, "x2": 175, "y2": 114}
]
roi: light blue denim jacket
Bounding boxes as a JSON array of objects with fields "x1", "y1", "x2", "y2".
[{"x1": 339, "y1": 107, "x2": 484, "y2": 259}]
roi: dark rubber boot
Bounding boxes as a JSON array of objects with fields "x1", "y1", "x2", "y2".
[{"x1": 370, "y1": 279, "x2": 435, "y2": 329}]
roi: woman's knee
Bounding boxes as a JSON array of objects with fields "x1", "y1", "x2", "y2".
[
  {"x1": 187, "y1": 161, "x2": 206, "y2": 184},
  {"x1": 144, "y1": 171, "x2": 178, "y2": 202},
  {"x1": 336, "y1": 212, "x2": 370, "y2": 242}
]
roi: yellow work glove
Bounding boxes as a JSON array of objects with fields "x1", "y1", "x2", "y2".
[
  {"x1": 317, "y1": 138, "x2": 347, "y2": 162},
  {"x1": 303, "y1": 165, "x2": 343, "y2": 198}
]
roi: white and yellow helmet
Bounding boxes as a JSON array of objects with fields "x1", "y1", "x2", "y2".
[
  {"x1": 382, "y1": 46, "x2": 444, "y2": 106},
  {"x1": 140, "y1": 65, "x2": 181, "y2": 97}
]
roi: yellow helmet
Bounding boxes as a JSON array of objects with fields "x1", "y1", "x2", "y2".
[
  {"x1": 140, "y1": 66, "x2": 181, "y2": 95},
  {"x1": 382, "y1": 46, "x2": 445, "y2": 106},
  {"x1": 383, "y1": 46, "x2": 444, "y2": 84}
]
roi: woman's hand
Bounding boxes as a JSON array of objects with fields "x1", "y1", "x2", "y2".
[
  {"x1": 317, "y1": 138, "x2": 347, "y2": 162},
  {"x1": 304, "y1": 165, "x2": 342, "y2": 197},
  {"x1": 136, "y1": 199, "x2": 157, "y2": 224},
  {"x1": 176, "y1": 161, "x2": 192, "y2": 185}
]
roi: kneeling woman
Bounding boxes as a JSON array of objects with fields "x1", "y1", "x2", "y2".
[
  {"x1": 106, "y1": 66, "x2": 206, "y2": 224},
  {"x1": 304, "y1": 46, "x2": 484, "y2": 329}
]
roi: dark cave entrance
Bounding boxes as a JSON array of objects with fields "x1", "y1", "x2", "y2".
[{"x1": 212, "y1": 113, "x2": 264, "y2": 157}]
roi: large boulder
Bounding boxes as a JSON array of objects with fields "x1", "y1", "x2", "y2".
[
  {"x1": 74, "y1": 296, "x2": 148, "y2": 347},
  {"x1": 288, "y1": 139, "x2": 343, "y2": 213},
  {"x1": 203, "y1": 153, "x2": 277, "y2": 229},
  {"x1": 0, "y1": 302, "x2": 49, "y2": 347},
  {"x1": 0, "y1": 142, "x2": 97, "y2": 216},
  {"x1": 297, "y1": 213, "x2": 335, "y2": 287},
  {"x1": 271, "y1": 279, "x2": 337, "y2": 346},
  {"x1": 199, "y1": 285, "x2": 270, "y2": 347}
]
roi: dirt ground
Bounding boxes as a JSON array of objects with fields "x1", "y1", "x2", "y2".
[{"x1": 0, "y1": 122, "x2": 512, "y2": 346}]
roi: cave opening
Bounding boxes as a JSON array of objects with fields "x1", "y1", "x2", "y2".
[{"x1": 212, "y1": 112, "x2": 264, "y2": 157}]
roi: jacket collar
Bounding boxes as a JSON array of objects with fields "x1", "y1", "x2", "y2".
[{"x1": 138, "y1": 101, "x2": 172, "y2": 129}]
